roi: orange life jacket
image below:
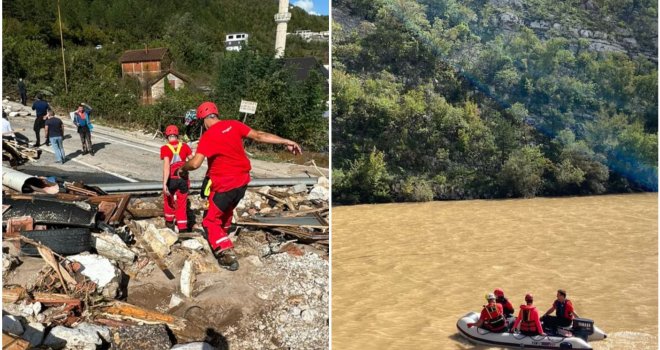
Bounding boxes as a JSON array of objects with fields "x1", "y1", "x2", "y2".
[
  {"x1": 519, "y1": 305, "x2": 539, "y2": 333},
  {"x1": 483, "y1": 304, "x2": 506, "y2": 332}
]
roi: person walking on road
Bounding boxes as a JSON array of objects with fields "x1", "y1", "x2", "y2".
[
  {"x1": 177, "y1": 101, "x2": 302, "y2": 271},
  {"x1": 18, "y1": 78, "x2": 27, "y2": 106},
  {"x1": 31, "y1": 93, "x2": 50, "y2": 147},
  {"x1": 44, "y1": 110, "x2": 66, "y2": 163},
  {"x1": 73, "y1": 103, "x2": 94, "y2": 155},
  {"x1": 161, "y1": 125, "x2": 193, "y2": 232}
]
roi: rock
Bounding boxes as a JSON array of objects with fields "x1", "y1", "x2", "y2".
[
  {"x1": 111, "y1": 324, "x2": 171, "y2": 350},
  {"x1": 181, "y1": 239, "x2": 204, "y2": 251},
  {"x1": 623, "y1": 37, "x2": 639, "y2": 47},
  {"x1": 68, "y1": 254, "x2": 122, "y2": 299},
  {"x1": 169, "y1": 293, "x2": 185, "y2": 309},
  {"x1": 553, "y1": 23, "x2": 562, "y2": 30},
  {"x1": 44, "y1": 325, "x2": 102, "y2": 350},
  {"x1": 22, "y1": 322, "x2": 45, "y2": 346},
  {"x1": 3, "y1": 253, "x2": 20, "y2": 275},
  {"x1": 181, "y1": 259, "x2": 196, "y2": 298},
  {"x1": 257, "y1": 291, "x2": 271, "y2": 300},
  {"x1": 307, "y1": 186, "x2": 329, "y2": 201},
  {"x1": 143, "y1": 224, "x2": 178, "y2": 258},
  {"x1": 30, "y1": 302, "x2": 42, "y2": 316},
  {"x1": 260, "y1": 207, "x2": 272, "y2": 214},
  {"x1": 76, "y1": 323, "x2": 111, "y2": 343},
  {"x1": 245, "y1": 255, "x2": 263, "y2": 267},
  {"x1": 93, "y1": 233, "x2": 136, "y2": 263},
  {"x1": 298, "y1": 205, "x2": 314, "y2": 211},
  {"x1": 290, "y1": 307, "x2": 301, "y2": 317},
  {"x1": 579, "y1": 29, "x2": 592, "y2": 38},
  {"x1": 8, "y1": 111, "x2": 18, "y2": 117},
  {"x1": 290, "y1": 184, "x2": 308, "y2": 194},
  {"x1": 3, "y1": 315, "x2": 25, "y2": 335},
  {"x1": 248, "y1": 208, "x2": 258, "y2": 216},
  {"x1": 301, "y1": 309, "x2": 317, "y2": 323},
  {"x1": 171, "y1": 343, "x2": 215, "y2": 350}
]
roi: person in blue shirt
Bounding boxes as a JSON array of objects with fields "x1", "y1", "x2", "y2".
[
  {"x1": 73, "y1": 103, "x2": 94, "y2": 155},
  {"x1": 31, "y1": 93, "x2": 50, "y2": 147}
]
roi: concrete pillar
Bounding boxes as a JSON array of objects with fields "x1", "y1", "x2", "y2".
[{"x1": 274, "y1": 0, "x2": 291, "y2": 58}]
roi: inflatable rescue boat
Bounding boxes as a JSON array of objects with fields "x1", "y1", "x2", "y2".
[{"x1": 456, "y1": 312, "x2": 607, "y2": 349}]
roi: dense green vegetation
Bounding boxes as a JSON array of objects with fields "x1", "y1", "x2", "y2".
[
  {"x1": 3, "y1": 0, "x2": 329, "y2": 150},
  {"x1": 333, "y1": 0, "x2": 657, "y2": 204}
]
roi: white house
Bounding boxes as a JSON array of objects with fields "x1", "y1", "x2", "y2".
[{"x1": 225, "y1": 33, "x2": 249, "y2": 52}]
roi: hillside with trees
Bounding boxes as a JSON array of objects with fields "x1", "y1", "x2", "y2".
[
  {"x1": 3, "y1": 0, "x2": 329, "y2": 150},
  {"x1": 333, "y1": 0, "x2": 657, "y2": 204}
]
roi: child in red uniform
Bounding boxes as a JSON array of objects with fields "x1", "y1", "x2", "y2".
[{"x1": 160, "y1": 125, "x2": 193, "y2": 232}]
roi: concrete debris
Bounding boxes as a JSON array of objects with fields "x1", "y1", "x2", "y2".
[
  {"x1": 290, "y1": 183, "x2": 308, "y2": 194},
  {"x1": 180, "y1": 259, "x2": 196, "y2": 298},
  {"x1": 93, "y1": 233, "x2": 136, "y2": 263},
  {"x1": 22, "y1": 322, "x2": 46, "y2": 347},
  {"x1": 43, "y1": 325, "x2": 102, "y2": 350},
  {"x1": 68, "y1": 254, "x2": 122, "y2": 298},
  {"x1": 2, "y1": 314, "x2": 25, "y2": 335},
  {"x1": 245, "y1": 255, "x2": 263, "y2": 267},
  {"x1": 143, "y1": 224, "x2": 178, "y2": 258},
  {"x1": 3, "y1": 252, "x2": 20, "y2": 275},
  {"x1": 181, "y1": 239, "x2": 204, "y2": 251},
  {"x1": 307, "y1": 185, "x2": 329, "y2": 201},
  {"x1": 168, "y1": 293, "x2": 185, "y2": 309},
  {"x1": 75, "y1": 322, "x2": 112, "y2": 343}
]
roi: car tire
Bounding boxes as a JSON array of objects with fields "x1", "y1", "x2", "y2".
[{"x1": 20, "y1": 228, "x2": 92, "y2": 256}]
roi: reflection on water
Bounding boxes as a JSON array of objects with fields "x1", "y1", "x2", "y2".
[{"x1": 332, "y1": 194, "x2": 658, "y2": 349}]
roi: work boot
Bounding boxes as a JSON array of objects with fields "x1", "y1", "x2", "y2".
[
  {"x1": 214, "y1": 249, "x2": 239, "y2": 271},
  {"x1": 165, "y1": 221, "x2": 175, "y2": 230}
]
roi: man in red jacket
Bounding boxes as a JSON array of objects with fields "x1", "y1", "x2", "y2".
[
  {"x1": 494, "y1": 288, "x2": 515, "y2": 318},
  {"x1": 542, "y1": 289, "x2": 579, "y2": 331},
  {"x1": 161, "y1": 125, "x2": 193, "y2": 232},
  {"x1": 512, "y1": 293, "x2": 545, "y2": 336},
  {"x1": 468, "y1": 293, "x2": 507, "y2": 333},
  {"x1": 178, "y1": 102, "x2": 301, "y2": 271}
]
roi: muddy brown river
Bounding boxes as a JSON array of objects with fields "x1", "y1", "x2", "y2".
[{"x1": 332, "y1": 193, "x2": 657, "y2": 349}]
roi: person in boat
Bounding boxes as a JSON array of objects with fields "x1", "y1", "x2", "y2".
[
  {"x1": 494, "y1": 288, "x2": 515, "y2": 317},
  {"x1": 542, "y1": 289, "x2": 579, "y2": 331},
  {"x1": 467, "y1": 293, "x2": 507, "y2": 333},
  {"x1": 512, "y1": 293, "x2": 545, "y2": 336}
]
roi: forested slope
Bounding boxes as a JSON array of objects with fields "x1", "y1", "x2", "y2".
[{"x1": 333, "y1": 0, "x2": 657, "y2": 203}]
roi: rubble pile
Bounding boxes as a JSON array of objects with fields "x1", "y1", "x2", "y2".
[{"x1": 2, "y1": 175, "x2": 329, "y2": 349}]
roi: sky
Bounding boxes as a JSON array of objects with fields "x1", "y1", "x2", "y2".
[{"x1": 293, "y1": 0, "x2": 329, "y2": 16}]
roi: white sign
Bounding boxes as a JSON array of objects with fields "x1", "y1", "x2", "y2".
[{"x1": 239, "y1": 100, "x2": 257, "y2": 114}]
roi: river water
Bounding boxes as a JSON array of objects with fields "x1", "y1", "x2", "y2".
[{"x1": 332, "y1": 193, "x2": 657, "y2": 349}]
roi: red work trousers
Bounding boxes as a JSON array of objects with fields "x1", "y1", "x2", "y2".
[
  {"x1": 163, "y1": 177, "x2": 189, "y2": 231},
  {"x1": 203, "y1": 185, "x2": 247, "y2": 252}
]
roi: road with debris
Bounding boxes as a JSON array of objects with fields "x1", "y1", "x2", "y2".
[{"x1": 4, "y1": 100, "x2": 328, "y2": 184}]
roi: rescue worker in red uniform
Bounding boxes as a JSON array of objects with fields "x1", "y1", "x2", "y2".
[
  {"x1": 160, "y1": 125, "x2": 193, "y2": 232},
  {"x1": 177, "y1": 102, "x2": 301, "y2": 271},
  {"x1": 542, "y1": 289, "x2": 579, "y2": 331},
  {"x1": 512, "y1": 293, "x2": 545, "y2": 336},
  {"x1": 494, "y1": 288, "x2": 515, "y2": 318},
  {"x1": 468, "y1": 293, "x2": 507, "y2": 333}
]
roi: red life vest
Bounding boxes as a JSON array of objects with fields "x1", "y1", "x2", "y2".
[
  {"x1": 483, "y1": 304, "x2": 506, "y2": 332},
  {"x1": 519, "y1": 305, "x2": 539, "y2": 333}
]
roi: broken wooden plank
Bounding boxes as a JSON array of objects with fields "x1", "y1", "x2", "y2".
[
  {"x1": 2, "y1": 333, "x2": 30, "y2": 350},
  {"x1": 2, "y1": 286, "x2": 27, "y2": 304},
  {"x1": 137, "y1": 237, "x2": 175, "y2": 280},
  {"x1": 37, "y1": 245, "x2": 76, "y2": 294},
  {"x1": 237, "y1": 221, "x2": 327, "y2": 229},
  {"x1": 97, "y1": 301, "x2": 187, "y2": 331},
  {"x1": 32, "y1": 292, "x2": 82, "y2": 308}
]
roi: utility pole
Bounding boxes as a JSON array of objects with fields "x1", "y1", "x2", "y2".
[{"x1": 57, "y1": 0, "x2": 68, "y2": 93}]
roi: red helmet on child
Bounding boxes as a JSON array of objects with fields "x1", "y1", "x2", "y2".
[
  {"x1": 196, "y1": 102, "x2": 219, "y2": 119},
  {"x1": 165, "y1": 125, "x2": 179, "y2": 136}
]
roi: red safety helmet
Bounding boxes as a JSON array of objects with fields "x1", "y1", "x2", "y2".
[
  {"x1": 165, "y1": 125, "x2": 179, "y2": 136},
  {"x1": 525, "y1": 293, "x2": 534, "y2": 302},
  {"x1": 494, "y1": 288, "x2": 504, "y2": 297},
  {"x1": 196, "y1": 101, "x2": 219, "y2": 119}
]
